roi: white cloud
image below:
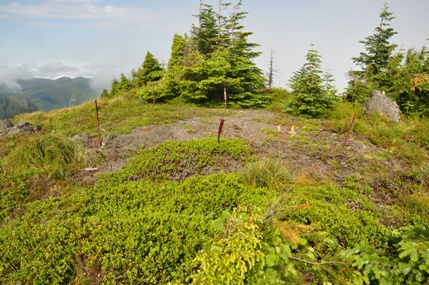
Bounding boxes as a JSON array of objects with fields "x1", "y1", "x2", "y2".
[
  {"x1": 49, "y1": 0, "x2": 101, "y2": 3},
  {"x1": 0, "y1": 1, "x2": 165, "y2": 31},
  {"x1": 37, "y1": 62, "x2": 80, "y2": 78},
  {"x1": 0, "y1": 62, "x2": 133, "y2": 94},
  {"x1": 0, "y1": 65, "x2": 33, "y2": 93}
]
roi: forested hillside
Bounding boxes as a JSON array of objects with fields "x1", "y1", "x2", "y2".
[
  {"x1": 0, "y1": 93, "x2": 39, "y2": 120},
  {"x1": 1, "y1": 1, "x2": 429, "y2": 284},
  {"x1": 16, "y1": 76, "x2": 98, "y2": 112}
]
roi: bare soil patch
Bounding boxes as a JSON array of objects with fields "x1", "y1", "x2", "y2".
[{"x1": 77, "y1": 109, "x2": 407, "y2": 189}]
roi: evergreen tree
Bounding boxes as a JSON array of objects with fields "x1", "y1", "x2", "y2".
[
  {"x1": 346, "y1": 3, "x2": 398, "y2": 102},
  {"x1": 136, "y1": 34, "x2": 189, "y2": 102},
  {"x1": 393, "y1": 47, "x2": 429, "y2": 116},
  {"x1": 180, "y1": 1, "x2": 267, "y2": 107},
  {"x1": 119, "y1": 73, "x2": 132, "y2": 91},
  {"x1": 135, "y1": 52, "x2": 165, "y2": 87},
  {"x1": 226, "y1": 1, "x2": 260, "y2": 59},
  {"x1": 109, "y1": 78, "x2": 121, "y2": 98},
  {"x1": 192, "y1": 3, "x2": 219, "y2": 57},
  {"x1": 108, "y1": 74, "x2": 132, "y2": 98},
  {"x1": 167, "y1": 34, "x2": 186, "y2": 70},
  {"x1": 99, "y1": 88, "x2": 110, "y2": 99},
  {"x1": 162, "y1": 34, "x2": 187, "y2": 98},
  {"x1": 323, "y1": 69, "x2": 338, "y2": 95},
  {"x1": 284, "y1": 44, "x2": 337, "y2": 118}
]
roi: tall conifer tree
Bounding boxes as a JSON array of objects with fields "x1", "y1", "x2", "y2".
[
  {"x1": 162, "y1": 34, "x2": 188, "y2": 98},
  {"x1": 346, "y1": 3, "x2": 398, "y2": 102}
]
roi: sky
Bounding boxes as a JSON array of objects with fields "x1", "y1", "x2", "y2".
[{"x1": 1, "y1": 0, "x2": 428, "y2": 94}]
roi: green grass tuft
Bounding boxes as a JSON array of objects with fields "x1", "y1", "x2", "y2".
[
  {"x1": 4, "y1": 133, "x2": 84, "y2": 177},
  {"x1": 240, "y1": 158, "x2": 294, "y2": 191}
]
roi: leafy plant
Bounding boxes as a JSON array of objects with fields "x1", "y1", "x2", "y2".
[
  {"x1": 0, "y1": 173, "x2": 277, "y2": 284},
  {"x1": 189, "y1": 206, "x2": 267, "y2": 285},
  {"x1": 343, "y1": 225, "x2": 429, "y2": 284}
]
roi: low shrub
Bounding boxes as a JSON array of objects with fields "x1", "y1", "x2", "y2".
[{"x1": 98, "y1": 137, "x2": 254, "y2": 184}]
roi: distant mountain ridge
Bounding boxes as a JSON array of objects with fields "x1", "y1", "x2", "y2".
[
  {"x1": 0, "y1": 94, "x2": 39, "y2": 120},
  {"x1": 14, "y1": 77, "x2": 99, "y2": 112}
]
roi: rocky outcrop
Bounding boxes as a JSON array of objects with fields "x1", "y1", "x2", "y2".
[
  {"x1": 72, "y1": 132, "x2": 91, "y2": 147},
  {"x1": 0, "y1": 119, "x2": 13, "y2": 135},
  {"x1": 0, "y1": 120, "x2": 41, "y2": 135},
  {"x1": 363, "y1": 90, "x2": 402, "y2": 123}
]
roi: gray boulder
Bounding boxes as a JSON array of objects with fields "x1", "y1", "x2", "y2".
[
  {"x1": 8, "y1": 122, "x2": 41, "y2": 135},
  {"x1": 0, "y1": 119, "x2": 13, "y2": 135},
  {"x1": 72, "y1": 132, "x2": 91, "y2": 147},
  {"x1": 363, "y1": 90, "x2": 402, "y2": 123},
  {"x1": 1, "y1": 119, "x2": 13, "y2": 129}
]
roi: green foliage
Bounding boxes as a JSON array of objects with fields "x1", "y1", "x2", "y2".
[
  {"x1": 135, "y1": 81, "x2": 164, "y2": 102},
  {"x1": 188, "y1": 201, "x2": 365, "y2": 285},
  {"x1": 391, "y1": 47, "x2": 429, "y2": 117},
  {"x1": 108, "y1": 74, "x2": 133, "y2": 98},
  {"x1": 346, "y1": 3, "x2": 398, "y2": 103},
  {"x1": 352, "y1": 3, "x2": 397, "y2": 73},
  {"x1": 284, "y1": 44, "x2": 338, "y2": 118},
  {"x1": 0, "y1": 173, "x2": 276, "y2": 284},
  {"x1": 108, "y1": 78, "x2": 121, "y2": 98},
  {"x1": 402, "y1": 192, "x2": 429, "y2": 223},
  {"x1": 99, "y1": 88, "x2": 110, "y2": 99},
  {"x1": 4, "y1": 133, "x2": 84, "y2": 177},
  {"x1": 11, "y1": 96, "x2": 224, "y2": 137},
  {"x1": 178, "y1": 1, "x2": 267, "y2": 107},
  {"x1": 280, "y1": 184, "x2": 389, "y2": 249},
  {"x1": 189, "y1": 207, "x2": 266, "y2": 285},
  {"x1": 329, "y1": 101, "x2": 363, "y2": 120},
  {"x1": 0, "y1": 170, "x2": 30, "y2": 223},
  {"x1": 14, "y1": 76, "x2": 98, "y2": 112},
  {"x1": 192, "y1": 3, "x2": 219, "y2": 56},
  {"x1": 92, "y1": 1, "x2": 267, "y2": 106},
  {"x1": 133, "y1": 51, "x2": 165, "y2": 88},
  {"x1": 239, "y1": 158, "x2": 294, "y2": 191},
  {"x1": 264, "y1": 88, "x2": 292, "y2": 112},
  {"x1": 351, "y1": 114, "x2": 429, "y2": 165},
  {"x1": 345, "y1": 4, "x2": 429, "y2": 117},
  {"x1": 343, "y1": 225, "x2": 429, "y2": 284},
  {"x1": 99, "y1": 137, "x2": 254, "y2": 184},
  {"x1": 180, "y1": 46, "x2": 268, "y2": 107},
  {"x1": 160, "y1": 34, "x2": 188, "y2": 99},
  {"x1": 0, "y1": 133, "x2": 84, "y2": 223}
]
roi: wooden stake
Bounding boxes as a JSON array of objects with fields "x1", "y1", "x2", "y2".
[
  {"x1": 94, "y1": 99, "x2": 102, "y2": 147},
  {"x1": 342, "y1": 114, "x2": 357, "y2": 147},
  {"x1": 218, "y1": 87, "x2": 228, "y2": 143},
  {"x1": 223, "y1": 87, "x2": 227, "y2": 110},
  {"x1": 217, "y1": 118, "x2": 225, "y2": 143},
  {"x1": 152, "y1": 82, "x2": 155, "y2": 105}
]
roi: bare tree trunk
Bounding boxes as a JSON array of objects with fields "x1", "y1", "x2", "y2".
[
  {"x1": 199, "y1": 0, "x2": 203, "y2": 28},
  {"x1": 218, "y1": 0, "x2": 223, "y2": 44},
  {"x1": 268, "y1": 48, "x2": 278, "y2": 89}
]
